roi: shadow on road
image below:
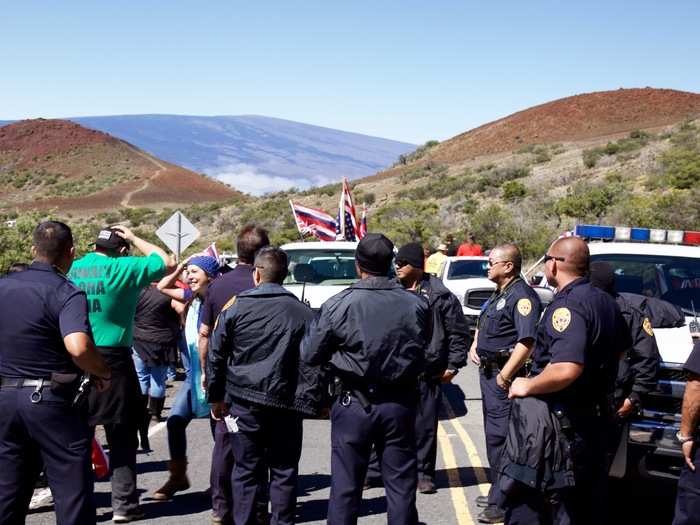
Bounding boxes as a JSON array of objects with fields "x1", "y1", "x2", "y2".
[
  {"x1": 298, "y1": 472, "x2": 331, "y2": 495},
  {"x1": 435, "y1": 466, "x2": 491, "y2": 490},
  {"x1": 440, "y1": 383, "x2": 468, "y2": 419},
  {"x1": 296, "y1": 494, "x2": 387, "y2": 523}
]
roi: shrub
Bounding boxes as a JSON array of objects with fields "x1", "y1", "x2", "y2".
[
  {"x1": 659, "y1": 146, "x2": 700, "y2": 189},
  {"x1": 553, "y1": 182, "x2": 621, "y2": 222},
  {"x1": 502, "y1": 181, "x2": 527, "y2": 201}
]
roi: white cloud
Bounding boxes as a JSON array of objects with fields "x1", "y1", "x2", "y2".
[{"x1": 204, "y1": 163, "x2": 316, "y2": 196}]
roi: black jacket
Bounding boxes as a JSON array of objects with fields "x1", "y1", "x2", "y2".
[
  {"x1": 207, "y1": 283, "x2": 322, "y2": 416},
  {"x1": 300, "y1": 276, "x2": 432, "y2": 387},
  {"x1": 498, "y1": 396, "x2": 575, "y2": 494},
  {"x1": 415, "y1": 274, "x2": 470, "y2": 378},
  {"x1": 615, "y1": 294, "x2": 661, "y2": 406}
]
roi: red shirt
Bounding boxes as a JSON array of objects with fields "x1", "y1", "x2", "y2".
[{"x1": 457, "y1": 243, "x2": 483, "y2": 256}]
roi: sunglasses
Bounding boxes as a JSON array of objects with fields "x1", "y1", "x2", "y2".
[
  {"x1": 543, "y1": 254, "x2": 566, "y2": 263},
  {"x1": 395, "y1": 260, "x2": 409, "y2": 268},
  {"x1": 487, "y1": 260, "x2": 509, "y2": 267}
]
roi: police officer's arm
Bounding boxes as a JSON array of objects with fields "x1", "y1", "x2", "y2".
[
  {"x1": 680, "y1": 373, "x2": 700, "y2": 470},
  {"x1": 510, "y1": 306, "x2": 585, "y2": 398},
  {"x1": 498, "y1": 295, "x2": 541, "y2": 389},
  {"x1": 625, "y1": 316, "x2": 660, "y2": 407},
  {"x1": 206, "y1": 304, "x2": 236, "y2": 417},
  {"x1": 469, "y1": 329, "x2": 480, "y2": 365},
  {"x1": 440, "y1": 293, "x2": 470, "y2": 380},
  {"x1": 300, "y1": 306, "x2": 336, "y2": 366},
  {"x1": 60, "y1": 291, "x2": 111, "y2": 382}
]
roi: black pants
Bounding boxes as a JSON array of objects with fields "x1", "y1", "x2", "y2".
[
  {"x1": 0, "y1": 386, "x2": 95, "y2": 525},
  {"x1": 366, "y1": 380, "x2": 440, "y2": 483},
  {"x1": 211, "y1": 418, "x2": 235, "y2": 523},
  {"x1": 229, "y1": 400, "x2": 303, "y2": 525},
  {"x1": 328, "y1": 393, "x2": 418, "y2": 525},
  {"x1": 673, "y1": 445, "x2": 700, "y2": 525},
  {"x1": 103, "y1": 422, "x2": 139, "y2": 516},
  {"x1": 480, "y1": 367, "x2": 511, "y2": 507}
]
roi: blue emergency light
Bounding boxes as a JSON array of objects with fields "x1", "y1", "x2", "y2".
[
  {"x1": 574, "y1": 225, "x2": 615, "y2": 240},
  {"x1": 574, "y1": 224, "x2": 700, "y2": 245}
]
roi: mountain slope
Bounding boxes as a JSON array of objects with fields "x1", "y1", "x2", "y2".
[
  {"x1": 0, "y1": 119, "x2": 238, "y2": 214},
  {"x1": 62, "y1": 115, "x2": 416, "y2": 195}
]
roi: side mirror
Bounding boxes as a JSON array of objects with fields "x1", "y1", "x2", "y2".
[
  {"x1": 293, "y1": 263, "x2": 315, "y2": 284},
  {"x1": 532, "y1": 286, "x2": 554, "y2": 307}
]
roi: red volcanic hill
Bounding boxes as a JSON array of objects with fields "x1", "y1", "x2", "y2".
[
  {"x1": 368, "y1": 88, "x2": 700, "y2": 181},
  {"x1": 0, "y1": 119, "x2": 238, "y2": 213}
]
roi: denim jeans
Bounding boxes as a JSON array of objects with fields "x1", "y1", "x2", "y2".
[{"x1": 131, "y1": 351, "x2": 168, "y2": 398}]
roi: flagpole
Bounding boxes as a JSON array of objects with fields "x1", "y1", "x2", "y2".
[
  {"x1": 289, "y1": 200, "x2": 305, "y2": 242},
  {"x1": 338, "y1": 178, "x2": 346, "y2": 241}
]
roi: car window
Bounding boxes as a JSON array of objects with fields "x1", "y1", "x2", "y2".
[
  {"x1": 447, "y1": 260, "x2": 489, "y2": 280},
  {"x1": 284, "y1": 250, "x2": 358, "y2": 285}
]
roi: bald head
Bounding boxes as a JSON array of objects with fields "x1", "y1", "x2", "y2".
[
  {"x1": 492, "y1": 243, "x2": 522, "y2": 273},
  {"x1": 549, "y1": 236, "x2": 589, "y2": 277}
]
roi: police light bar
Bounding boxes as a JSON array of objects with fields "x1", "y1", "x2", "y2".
[{"x1": 575, "y1": 224, "x2": 700, "y2": 246}]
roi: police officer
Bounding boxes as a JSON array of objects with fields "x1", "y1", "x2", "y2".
[
  {"x1": 672, "y1": 338, "x2": 700, "y2": 525},
  {"x1": 208, "y1": 246, "x2": 321, "y2": 525},
  {"x1": 366, "y1": 242, "x2": 469, "y2": 494},
  {"x1": 301, "y1": 233, "x2": 431, "y2": 525},
  {"x1": 589, "y1": 262, "x2": 660, "y2": 418},
  {"x1": 0, "y1": 221, "x2": 112, "y2": 525},
  {"x1": 505, "y1": 236, "x2": 630, "y2": 524},
  {"x1": 467, "y1": 243, "x2": 541, "y2": 524}
]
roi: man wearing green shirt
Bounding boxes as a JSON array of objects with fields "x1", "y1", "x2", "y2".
[{"x1": 69, "y1": 225, "x2": 170, "y2": 523}]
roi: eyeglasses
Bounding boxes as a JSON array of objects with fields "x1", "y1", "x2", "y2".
[
  {"x1": 395, "y1": 260, "x2": 409, "y2": 268},
  {"x1": 543, "y1": 254, "x2": 566, "y2": 263},
  {"x1": 487, "y1": 260, "x2": 509, "y2": 267}
]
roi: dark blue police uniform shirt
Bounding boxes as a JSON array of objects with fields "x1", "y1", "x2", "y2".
[
  {"x1": 477, "y1": 277, "x2": 541, "y2": 354},
  {"x1": 684, "y1": 340, "x2": 700, "y2": 376},
  {"x1": 531, "y1": 277, "x2": 629, "y2": 408},
  {"x1": 0, "y1": 262, "x2": 91, "y2": 378}
]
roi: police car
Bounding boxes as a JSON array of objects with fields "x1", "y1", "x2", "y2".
[
  {"x1": 561, "y1": 224, "x2": 700, "y2": 480},
  {"x1": 281, "y1": 241, "x2": 359, "y2": 309}
]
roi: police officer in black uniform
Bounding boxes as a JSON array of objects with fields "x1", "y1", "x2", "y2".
[
  {"x1": 672, "y1": 338, "x2": 700, "y2": 525},
  {"x1": 505, "y1": 236, "x2": 629, "y2": 524},
  {"x1": 467, "y1": 243, "x2": 541, "y2": 523},
  {"x1": 301, "y1": 233, "x2": 431, "y2": 525},
  {"x1": 0, "y1": 221, "x2": 111, "y2": 525}
]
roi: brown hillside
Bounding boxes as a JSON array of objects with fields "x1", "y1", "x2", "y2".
[
  {"x1": 367, "y1": 88, "x2": 700, "y2": 182},
  {"x1": 0, "y1": 119, "x2": 238, "y2": 214}
]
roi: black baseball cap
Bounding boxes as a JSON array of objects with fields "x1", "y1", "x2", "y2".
[
  {"x1": 355, "y1": 233, "x2": 394, "y2": 276},
  {"x1": 395, "y1": 242, "x2": 424, "y2": 269},
  {"x1": 94, "y1": 228, "x2": 130, "y2": 251}
]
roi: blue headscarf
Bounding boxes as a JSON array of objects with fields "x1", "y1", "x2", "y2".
[{"x1": 187, "y1": 255, "x2": 220, "y2": 278}]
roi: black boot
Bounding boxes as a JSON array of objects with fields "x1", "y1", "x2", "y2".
[
  {"x1": 149, "y1": 396, "x2": 166, "y2": 422},
  {"x1": 139, "y1": 395, "x2": 151, "y2": 451}
]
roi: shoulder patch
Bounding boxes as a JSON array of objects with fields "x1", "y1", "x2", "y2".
[
  {"x1": 517, "y1": 298, "x2": 532, "y2": 316},
  {"x1": 642, "y1": 317, "x2": 654, "y2": 337},
  {"x1": 214, "y1": 296, "x2": 237, "y2": 331},
  {"x1": 551, "y1": 307, "x2": 571, "y2": 332},
  {"x1": 496, "y1": 297, "x2": 506, "y2": 310}
]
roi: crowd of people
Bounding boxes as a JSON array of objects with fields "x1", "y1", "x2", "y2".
[{"x1": 0, "y1": 220, "x2": 699, "y2": 525}]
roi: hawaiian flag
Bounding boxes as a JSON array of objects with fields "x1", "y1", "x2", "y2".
[
  {"x1": 336, "y1": 178, "x2": 361, "y2": 241},
  {"x1": 359, "y1": 207, "x2": 367, "y2": 239},
  {"x1": 289, "y1": 200, "x2": 337, "y2": 241},
  {"x1": 200, "y1": 242, "x2": 219, "y2": 260}
]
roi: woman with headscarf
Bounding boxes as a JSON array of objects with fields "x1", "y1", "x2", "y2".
[{"x1": 151, "y1": 255, "x2": 220, "y2": 501}]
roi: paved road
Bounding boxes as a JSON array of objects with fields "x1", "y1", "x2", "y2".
[{"x1": 27, "y1": 365, "x2": 678, "y2": 524}]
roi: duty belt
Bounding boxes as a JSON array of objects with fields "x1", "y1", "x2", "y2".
[{"x1": 0, "y1": 377, "x2": 47, "y2": 388}]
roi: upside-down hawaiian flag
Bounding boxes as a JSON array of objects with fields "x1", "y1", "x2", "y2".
[
  {"x1": 358, "y1": 207, "x2": 367, "y2": 239},
  {"x1": 336, "y1": 178, "x2": 361, "y2": 241},
  {"x1": 289, "y1": 200, "x2": 337, "y2": 241},
  {"x1": 201, "y1": 242, "x2": 219, "y2": 260}
]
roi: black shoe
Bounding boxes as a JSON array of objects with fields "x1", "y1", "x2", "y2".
[
  {"x1": 477, "y1": 506, "x2": 505, "y2": 524},
  {"x1": 476, "y1": 495, "x2": 489, "y2": 508},
  {"x1": 417, "y1": 478, "x2": 437, "y2": 494}
]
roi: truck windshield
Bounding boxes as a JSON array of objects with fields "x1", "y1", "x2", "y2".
[
  {"x1": 590, "y1": 254, "x2": 700, "y2": 314},
  {"x1": 447, "y1": 260, "x2": 489, "y2": 280},
  {"x1": 284, "y1": 249, "x2": 358, "y2": 285}
]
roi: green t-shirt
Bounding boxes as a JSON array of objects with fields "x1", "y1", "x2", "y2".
[{"x1": 69, "y1": 252, "x2": 166, "y2": 347}]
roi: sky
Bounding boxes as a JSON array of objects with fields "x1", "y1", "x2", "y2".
[{"x1": 1, "y1": 1, "x2": 699, "y2": 144}]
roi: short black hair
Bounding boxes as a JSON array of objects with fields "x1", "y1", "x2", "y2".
[
  {"x1": 254, "y1": 246, "x2": 288, "y2": 284},
  {"x1": 237, "y1": 224, "x2": 270, "y2": 264},
  {"x1": 32, "y1": 221, "x2": 73, "y2": 263}
]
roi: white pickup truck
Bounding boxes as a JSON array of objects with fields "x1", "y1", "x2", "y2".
[
  {"x1": 438, "y1": 256, "x2": 494, "y2": 329},
  {"x1": 280, "y1": 241, "x2": 359, "y2": 309},
  {"x1": 565, "y1": 224, "x2": 700, "y2": 480}
]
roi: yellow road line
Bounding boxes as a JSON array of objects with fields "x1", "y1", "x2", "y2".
[
  {"x1": 437, "y1": 421, "x2": 474, "y2": 525},
  {"x1": 442, "y1": 400, "x2": 491, "y2": 497}
]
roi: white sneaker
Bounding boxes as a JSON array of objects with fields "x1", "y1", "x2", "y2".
[
  {"x1": 112, "y1": 508, "x2": 145, "y2": 523},
  {"x1": 29, "y1": 487, "x2": 53, "y2": 510}
]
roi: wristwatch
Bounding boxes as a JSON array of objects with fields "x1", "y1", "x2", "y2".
[{"x1": 676, "y1": 431, "x2": 694, "y2": 444}]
